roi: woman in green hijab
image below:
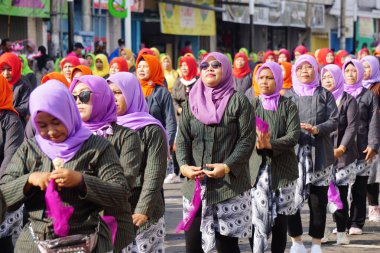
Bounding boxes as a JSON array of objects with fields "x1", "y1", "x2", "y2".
[{"x1": 85, "y1": 53, "x2": 96, "y2": 71}]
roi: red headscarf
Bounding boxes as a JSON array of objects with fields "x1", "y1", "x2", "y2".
[
  {"x1": 179, "y1": 56, "x2": 198, "y2": 81},
  {"x1": 136, "y1": 54, "x2": 165, "y2": 97},
  {"x1": 334, "y1": 50, "x2": 349, "y2": 68},
  {"x1": 0, "y1": 52, "x2": 21, "y2": 86},
  {"x1": 60, "y1": 56, "x2": 80, "y2": 70},
  {"x1": 263, "y1": 51, "x2": 277, "y2": 62},
  {"x1": 0, "y1": 75, "x2": 18, "y2": 115},
  {"x1": 137, "y1": 48, "x2": 155, "y2": 63},
  {"x1": 41, "y1": 72, "x2": 70, "y2": 88},
  {"x1": 232, "y1": 52, "x2": 251, "y2": 78},
  {"x1": 294, "y1": 45, "x2": 308, "y2": 56},
  {"x1": 358, "y1": 48, "x2": 370, "y2": 60},
  {"x1": 110, "y1": 57, "x2": 129, "y2": 72},
  {"x1": 317, "y1": 48, "x2": 334, "y2": 65},
  {"x1": 279, "y1": 49, "x2": 291, "y2": 62}
]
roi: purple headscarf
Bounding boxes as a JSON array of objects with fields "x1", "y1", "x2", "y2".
[
  {"x1": 292, "y1": 54, "x2": 320, "y2": 96},
  {"x1": 70, "y1": 75, "x2": 117, "y2": 133},
  {"x1": 256, "y1": 62, "x2": 283, "y2": 111},
  {"x1": 321, "y1": 64, "x2": 345, "y2": 101},
  {"x1": 343, "y1": 59, "x2": 364, "y2": 98},
  {"x1": 361, "y1": 55, "x2": 380, "y2": 89},
  {"x1": 29, "y1": 80, "x2": 92, "y2": 163},
  {"x1": 189, "y1": 52, "x2": 235, "y2": 125}
]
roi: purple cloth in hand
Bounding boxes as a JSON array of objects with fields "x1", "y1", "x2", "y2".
[
  {"x1": 328, "y1": 181, "x2": 343, "y2": 211},
  {"x1": 101, "y1": 216, "x2": 118, "y2": 245},
  {"x1": 176, "y1": 178, "x2": 201, "y2": 233},
  {"x1": 45, "y1": 180, "x2": 74, "y2": 237},
  {"x1": 256, "y1": 116, "x2": 269, "y2": 133}
]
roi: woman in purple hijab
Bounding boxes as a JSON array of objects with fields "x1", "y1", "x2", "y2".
[
  {"x1": 342, "y1": 59, "x2": 380, "y2": 235},
  {"x1": 0, "y1": 80, "x2": 129, "y2": 253},
  {"x1": 321, "y1": 64, "x2": 358, "y2": 245},
  {"x1": 107, "y1": 72, "x2": 168, "y2": 253},
  {"x1": 284, "y1": 54, "x2": 339, "y2": 253},
  {"x1": 70, "y1": 75, "x2": 141, "y2": 252},
  {"x1": 248, "y1": 62, "x2": 301, "y2": 253},
  {"x1": 361, "y1": 55, "x2": 380, "y2": 223},
  {"x1": 176, "y1": 52, "x2": 255, "y2": 253}
]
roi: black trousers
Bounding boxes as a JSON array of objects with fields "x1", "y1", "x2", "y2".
[
  {"x1": 249, "y1": 214, "x2": 288, "y2": 253},
  {"x1": 349, "y1": 176, "x2": 368, "y2": 229},
  {"x1": 367, "y1": 183, "x2": 379, "y2": 206},
  {"x1": 333, "y1": 185, "x2": 349, "y2": 232},
  {"x1": 171, "y1": 151, "x2": 180, "y2": 176},
  {"x1": 0, "y1": 236, "x2": 14, "y2": 253},
  {"x1": 288, "y1": 184, "x2": 328, "y2": 239},
  {"x1": 185, "y1": 207, "x2": 240, "y2": 253}
]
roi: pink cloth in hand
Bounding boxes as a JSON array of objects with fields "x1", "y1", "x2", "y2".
[
  {"x1": 176, "y1": 178, "x2": 201, "y2": 233},
  {"x1": 102, "y1": 216, "x2": 118, "y2": 245},
  {"x1": 256, "y1": 116, "x2": 269, "y2": 133},
  {"x1": 45, "y1": 180, "x2": 74, "y2": 237}
]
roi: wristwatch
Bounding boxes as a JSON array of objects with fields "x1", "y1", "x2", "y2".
[{"x1": 223, "y1": 164, "x2": 231, "y2": 174}]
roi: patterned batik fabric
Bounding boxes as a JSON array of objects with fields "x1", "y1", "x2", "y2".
[
  {"x1": 183, "y1": 183, "x2": 252, "y2": 253},
  {"x1": 0, "y1": 205, "x2": 23, "y2": 244},
  {"x1": 335, "y1": 161, "x2": 357, "y2": 186},
  {"x1": 355, "y1": 159, "x2": 372, "y2": 177},
  {"x1": 124, "y1": 217, "x2": 165, "y2": 253},
  {"x1": 251, "y1": 162, "x2": 276, "y2": 253},
  {"x1": 275, "y1": 180, "x2": 298, "y2": 216}
]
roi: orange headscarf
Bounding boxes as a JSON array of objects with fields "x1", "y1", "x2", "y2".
[
  {"x1": 252, "y1": 63, "x2": 263, "y2": 96},
  {"x1": 70, "y1": 65, "x2": 93, "y2": 82},
  {"x1": 317, "y1": 48, "x2": 334, "y2": 66},
  {"x1": 136, "y1": 54, "x2": 165, "y2": 97},
  {"x1": 233, "y1": 52, "x2": 251, "y2": 78},
  {"x1": 279, "y1": 62, "x2": 292, "y2": 89},
  {"x1": 137, "y1": 48, "x2": 155, "y2": 63},
  {"x1": 0, "y1": 52, "x2": 21, "y2": 86},
  {"x1": 110, "y1": 57, "x2": 129, "y2": 72},
  {"x1": 41, "y1": 72, "x2": 70, "y2": 88},
  {"x1": 0, "y1": 75, "x2": 18, "y2": 115}
]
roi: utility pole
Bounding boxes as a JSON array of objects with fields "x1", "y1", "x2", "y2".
[
  {"x1": 340, "y1": 0, "x2": 346, "y2": 50},
  {"x1": 67, "y1": 0, "x2": 74, "y2": 53},
  {"x1": 249, "y1": 0, "x2": 255, "y2": 52}
]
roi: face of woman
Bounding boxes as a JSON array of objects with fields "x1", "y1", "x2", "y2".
[
  {"x1": 321, "y1": 70, "x2": 335, "y2": 92},
  {"x1": 344, "y1": 63, "x2": 358, "y2": 85},
  {"x1": 162, "y1": 58, "x2": 170, "y2": 70},
  {"x1": 278, "y1": 53, "x2": 287, "y2": 63},
  {"x1": 200, "y1": 56, "x2": 223, "y2": 88},
  {"x1": 108, "y1": 82, "x2": 127, "y2": 116},
  {"x1": 363, "y1": 61, "x2": 371, "y2": 80},
  {"x1": 1, "y1": 64, "x2": 12, "y2": 83},
  {"x1": 72, "y1": 82, "x2": 93, "y2": 122},
  {"x1": 63, "y1": 62, "x2": 74, "y2": 79},
  {"x1": 235, "y1": 57, "x2": 245, "y2": 68},
  {"x1": 137, "y1": 60, "x2": 150, "y2": 81},
  {"x1": 72, "y1": 70, "x2": 84, "y2": 79},
  {"x1": 95, "y1": 59, "x2": 103, "y2": 71},
  {"x1": 86, "y1": 56, "x2": 93, "y2": 66},
  {"x1": 265, "y1": 55, "x2": 275, "y2": 62},
  {"x1": 258, "y1": 68, "x2": 276, "y2": 95},
  {"x1": 296, "y1": 62, "x2": 315, "y2": 84},
  {"x1": 180, "y1": 62, "x2": 189, "y2": 77},
  {"x1": 35, "y1": 112, "x2": 68, "y2": 143},
  {"x1": 326, "y1": 52, "x2": 334, "y2": 64},
  {"x1": 109, "y1": 63, "x2": 120, "y2": 76}
]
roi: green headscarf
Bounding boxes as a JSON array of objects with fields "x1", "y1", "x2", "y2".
[
  {"x1": 19, "y1": 54, "x2": 34, "y2": 75},
  {"x1": 85, "y1": 53, "x2": 96, "y2": 71},
  {"x1": 249, "y1": 52, "x2": 258, "y2": 62},
  {"x1": 224, "y1": 52, "x2": 233, "y2": 65},
  {"x1": 239, "y1": 48, "x2": 249, "y2": 57},
  {"x1": 54, "y1": 58, "x2": 62, "y2": 72}
]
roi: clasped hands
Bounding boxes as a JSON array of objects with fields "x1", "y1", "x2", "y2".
[
  {"x1": 27, "y1": 168, "x2": 83, "y2": 191},
  {"x1": 181, "y1": 163, "x2": 227, "y2": 180}
]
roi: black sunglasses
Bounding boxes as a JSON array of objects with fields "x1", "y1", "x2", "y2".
[
  {"x1": 73, "y1": 91, "x2": 92, "y2": 104},
  {"x1": 200, "y1": 61, "x2": 222, "y2": 70}
]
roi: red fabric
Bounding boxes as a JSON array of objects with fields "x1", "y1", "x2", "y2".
[
  {"x1": 60, "y1": 56, "x2": 80, "y2": 70},
  {"x1": 359, "y1": 48, "x2": 370, "y2": 59},
  {"x1": 317, "y1": 48, "x2": 334, "y2": 65},
  {"x1": 279, "y1": 49, "x2": 291, "y2": 62},
  {"x1": 136, "y1": 48, "x2": 155, "y2": 63},
  {"x1": 294, "y1": 45, "x2": 308, "y2": 55},
  {"x1": 334, "y1": 50, "x2": 349, "y2": 68},
  {"x1": 263, "y1": 51, "x2": 277, "y2": 62},
  {"x1": 232, "y1": 52, "x2": 251, "y2": 78},
  {"x1": 110, "y1": 57, "x2": 129, "y2": 72},
  {"x1": 0, "y1": 52, "x2": 21, "y2": 86},
  {"x1": 179, "y1": 56, "x2": 198, "y2": 81},
  {"x1": 180, "y1": 47, "x2": 194, "y2": 57}
]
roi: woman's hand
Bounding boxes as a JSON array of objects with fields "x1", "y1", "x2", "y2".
[
  {"x1": 50, "y1": 168, "x2": 83, "y2": 190},
  {"x1": 203, "y1": 164, "x2": 226, "y2": 179},
  {"x1": 132, "y1": 213, "x2": 149, "y2": 226},
  {"x1": 27, "y1": 172, "x2": 51, "y2": 191},
  {"x1": 256, "y1": 130, "x2": 272, "y2": 150},
  {"x1": 181, "y1": 165, "x2": 205, "y2": 180},
  {"x1": 364, "y1": 147, "x2": 377, "y2": 161},
  {"x1": 300, "y1": 123, "x2": 319, "y2": 135}
]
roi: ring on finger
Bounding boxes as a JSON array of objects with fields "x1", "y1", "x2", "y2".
[{"x1": 60, "y1": 178, "x2": 64, "y2": 183}]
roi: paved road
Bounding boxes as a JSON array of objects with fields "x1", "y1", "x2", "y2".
[{"x1": 163, "y1": 182, "x2": 380, "y2": 253}]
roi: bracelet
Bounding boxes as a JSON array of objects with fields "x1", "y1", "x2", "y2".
[{"x1": 223, "y1": 164, "x2": 231, "y2": 174}]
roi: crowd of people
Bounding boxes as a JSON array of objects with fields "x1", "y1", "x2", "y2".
[{"x1": 0, "y1": 36, "x2": 379, "y2": 253}]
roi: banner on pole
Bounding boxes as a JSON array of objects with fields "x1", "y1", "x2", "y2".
[{"x1": 0, "y1": 0, "x2": 50, "y2": 18}]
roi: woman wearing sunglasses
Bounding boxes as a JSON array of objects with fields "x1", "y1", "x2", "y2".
[
  {"x1": 284, "y1": 54, "x2": 338, "y2": 253},
  {"x1": 107, "y1": 72, "x2": 168, "y2": 253},
  {"x1": 232, "y1": 52, "x2": 252, "y2": 94},
  {"x1": 176, "y1": 52, "x2": 255, "y2": 253},
  {"x1": 70, "y1": 75, "x2": 141, "y2": 252},
  {"x1": 0, "y1": 80, "x2": 129, "y2": 253}
]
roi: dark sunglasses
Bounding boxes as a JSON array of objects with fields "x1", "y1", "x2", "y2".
[
  {"x1": 200, "y1": 61, "x2": 222, "y2": 70},
  {"x1": 73, "y1": 90, "x2": 92, "y2": 104}
]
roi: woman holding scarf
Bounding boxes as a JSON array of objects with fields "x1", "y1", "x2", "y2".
[
  {"x1": 70, "y1": 75, "x2": 141, "y2": 252},
  {"x1": 249, "y1": 62, "x2": 300, "y2": 253},
  {"x1": 176, "y1": 52, "x2": 255, "y2": 253},
  {"x1": 232, "y1": 52, "x2": 252, "y2": 94},
  {"x1": 0, "y1": 80, "x2": 129, "y2": 253},
  {"x1": 321, "y1": 64, "x2": 358, "y2": 245},
  {"x1": 284, "y1": 54, "x2": 338, "y2": 253},
  {"x1": 342, "y1": 59, "x2": 380, "y2": 235},
  {"x1": 107, "y1": 72, "x2": 167, "y2": 253}
]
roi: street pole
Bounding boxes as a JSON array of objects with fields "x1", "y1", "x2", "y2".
[
  {"x1": 68, "y1": 0, "x2": 74, "y2": 53},
  {"x1": 339, "y1": 0, "x2": 346, "y2": 50},
  {"x1": 352, "y1": 0, "x2": 358, "y2": 54},
  {"x1": 249, "y1": 0, "x2": 255, "y2": 52},
  {"x1": 125, "y1": 0, "x2": 132, "y2": 50}
]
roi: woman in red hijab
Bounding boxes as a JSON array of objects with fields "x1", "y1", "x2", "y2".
[
  {"x1": 232, "y1": 52, "x2": 252, "y2": 93},
  {"x1": 278, "y1": 49, "x2": 291, "y2": 63},
  {"x1": 317, "y1": 48, "x2": 335, "y2": 67},
  {"x1": 263, "y1": 50, "x2": 277, "y2": 62},
  {"x1": 358, "y1": 48, "x2": 370, "y2": 60},
  {"x1": 109, "y1": 57, "x2": 129, "y2": 76},
  {"x1": 334, "y1": 50, "x2": 349, "y2": 68},
  {"x1": 60, "y1": 56, "x2": 80, "y2": 82},
  {"x1": 294, "y1": 45, "x2": 308, "y2": 60},
  {"x1": 0, "y1": 52, "x2": 32, "y2": 126}
]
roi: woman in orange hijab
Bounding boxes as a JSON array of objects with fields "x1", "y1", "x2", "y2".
[
  {"x1": 244, "y1": 63, "x2": 263, "y2": 100},
  {"x1": 136, "y1": 54, "x2": 177, "y2": 152},
  {"x1": 109, "y1": 57, "x2": 129, "y2": 76},
  {"x1": 70, "y1": 65, "x2": 93, "y2": 82},
  {"x1": 279, "y1": 62, "x2": 292, "y2": 94},
  {"x1": 41, "y1": 72, "x2": 71, "y2": 88},
  {"x1": 317, "y1": 48, "x2": 335, "y2": 67}
]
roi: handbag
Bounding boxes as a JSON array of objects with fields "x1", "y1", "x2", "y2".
[{"x1": 28, "y1": 222, "x2": 99, "y2": 253}]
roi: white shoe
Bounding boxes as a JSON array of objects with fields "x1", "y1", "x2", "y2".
[
  {"x1": 310, "y1": 244, "x2": 323, "y2": 253},
  {"x1": 289, "y1": 243, "x2": 307, "y2": 253},
  {"x1": 332, "y1": 228, "x2": 337, "y2": 234},
  {"x1": 349, "y1": 227, "x2": 363, "y2": 235},
  {"x1": 321, "y1": 228, "x2": 331, "y2": 243},
  {"x1": 336, "y1": 232, "x2": 350, "y2": 245},
  {"x1": 368, "y1": 205, "x2": 380, "y2": 222},
  {"x1": 164, "y1": 173, "x2": 177, "y2": 184}
]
